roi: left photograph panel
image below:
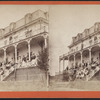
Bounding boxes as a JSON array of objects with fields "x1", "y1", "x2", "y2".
[{"x1": 0, "y1": 5, "x2": 49, "y2": 91}]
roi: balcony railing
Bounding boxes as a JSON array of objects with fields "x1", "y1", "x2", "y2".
[
  {"x1": 0, "y1": 26, "x2": 48, "y2": 48},
  {"x1": 0, "y1": 58, "x2": 39, "y2": 81}
]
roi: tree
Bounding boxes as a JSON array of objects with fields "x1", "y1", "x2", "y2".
[{"x1": 37, "y1": 48, "x2": 49, "y2": 71}]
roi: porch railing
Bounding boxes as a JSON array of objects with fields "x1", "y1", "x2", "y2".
[
  {"x1": 1, "y1": 66, "x2": 15, "y2": 81},
  {"x1": 86, "y1": 65, "x2": 100, "y2": 81}
]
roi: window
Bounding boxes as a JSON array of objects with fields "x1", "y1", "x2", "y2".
[
  {"x1": 89, "y1": 39, "x2": 92, "y2": 45},
  {"x1": 9, "y1": 36, "x2": 13, "y2": 44},
  {"x1": 4, "y1": 40, "x2": 7, "y2": 46},
  {"x1": 81, "y1": 43, "x2": 84, "y2": 50},
  {"x1": 14, "y1": 36, "x2": 18, "y2": 42},
  {"x1": 76, "y1": 46, "x2": 78, "y2": 51},
  {"x1": 94, "y1": 36, "x2": 98, "y2": 44}
]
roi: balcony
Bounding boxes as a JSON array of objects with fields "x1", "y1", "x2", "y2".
[{"x1": 0, "y1": 26, "x2": 48, "y2": 48}]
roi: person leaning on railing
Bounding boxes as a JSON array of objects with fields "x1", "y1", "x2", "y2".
[
  {"x1": 17, "y1": 56, "x2": 22, "y2": 68},
  {"x1": 0, "y1": 68, "x2": 4, "y2": 75},
  {"x1": 10, "y1": 57, "x2": 15, "y2": 66},
  {"x1": 22, "y1": 55, "x2": 27, "y2": 68}
]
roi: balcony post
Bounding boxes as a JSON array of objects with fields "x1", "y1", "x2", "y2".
[
  {"x1": 68, "y1": 56, "x2": 70, "y2": 68},
  {"x1": 74, "y1": 54, "x2": 76, "y2": 68},
  {"x1": 4, "y1": 48, "x2": 6, "y2": 63},
  {"x1": 43, "y1": 34, "x2": 48, "y2": 49},
  {"x1": 59, "y1": 58, "x2": 61, "y2": 74},
  {"x1": 63, "y1": 56, "x2": 65, "y2": 71},
  {"x1": 89, "y1": 48, "x2": 91, "y2": 64},
  {"x1": 14, "y1": 44, "x2": 17, "y2": 63},
  {"x1": 39, "y1": 20, "x2": 42, "y2": 30},
  {"x1": 28, "y1": 40, "x2": 31, "y2": 61},
  {"x1": 80, "y1": 51, "x2": 83, "y2": 66}
]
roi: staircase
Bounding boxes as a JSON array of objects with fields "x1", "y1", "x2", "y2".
[
  {"x1": 0, "y1": 65, "x2": 47, "y2": 91},
  {"x1": 0, "y1": 66, "x2": 46, "y2": 84},
  {"x1": 86, "y1": 65, "x2": 100, "y2": 81},
  {"x1": 1, "y1": 67, "x2": 15, "y2": 81}
]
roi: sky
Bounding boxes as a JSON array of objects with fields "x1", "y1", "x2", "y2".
[
  {"x1": 1, "y1": 5, "x2": 100, "y2": 74},
  {"x1": 50, "y1": 5, "x2": 100, "y2": 54},
  {"x1": 0, "y1": 5, "x2": 49, "y2": 28}
]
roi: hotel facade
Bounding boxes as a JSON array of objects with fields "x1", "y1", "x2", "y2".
[
  {"x1": 0, "y1": 10, "x2": 49, "y2": 81},
  {"x1": 60, "y1": 22, "x2": 100, "y2": 80}
]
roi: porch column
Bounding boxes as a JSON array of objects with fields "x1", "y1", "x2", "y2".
[
  {"x1": 80, "y1": 51, "x2": 83, "y2": 66},
  {"x1": 74, "y1": 54, "x2": 76, "y2": 68},
  {"x1": 28, "y1": 40, "x2": 31, "y2": 61},
  {"x1": 59, "y1": 58, "x2": 61, "y2": 74},
  {"x1": 89, "y1": 48, "x2": 91, "y2": 63},
  {"x1": 43, "y1": 34, "x2": 48, "y2": 49},
  {"x1": 39, "y1": 20, "x2": 42, "y2": 29},
  {"x1": 63, "y1": 57, "x2": 65, "y2": 71},
  {"x1": 68, "y1": 56, "x2": 70, "y2": 67},
  {"x1": 15, "y1": 44, "x2": 17, "y2": 63},
  {"x1": 4, "y1": 48, "x2": 6, "y2": 63}
]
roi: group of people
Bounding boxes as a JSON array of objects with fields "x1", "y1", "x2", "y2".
[
  {"x1": 0, "y1": 51, "x2": 38, "y2": 77},
  {"x1": 17, "y1": 52, "x2": 37, "y2": 68},
  {"x1": 63, "y1": 57, "x2": 100, "y2": 81}
]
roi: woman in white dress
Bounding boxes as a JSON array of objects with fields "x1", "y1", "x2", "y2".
[
  {"x1": 31, "y1": 54, "x2": 37, "y2": 67},
  {"x1": 31, "y1": 58, "x2": 37, "y2": 67},
  {"x1": 22, "y1": 60, "x2": 26, "y2": 68},
  {"x1": 17, "y1": 56, "x2": 22, "y2": 68}
]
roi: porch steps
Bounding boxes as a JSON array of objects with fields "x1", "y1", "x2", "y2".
[
  {"x1": 86, "y1": 66, "x2": 100, "y2": 81},
  {"x1": 3, "y1": 67, "x2": 46, "y2": 82}
]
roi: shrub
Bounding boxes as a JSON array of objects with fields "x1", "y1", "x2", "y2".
[{"x1": 37, "y1": 48, "x2": 49, "y2": 71}]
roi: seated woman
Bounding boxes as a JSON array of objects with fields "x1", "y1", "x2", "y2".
[
  {"x1": 26, "y1": 60, "x2": 31, "y2": 67},
  {"x1": 31, "y1": 58, "x2": 37, "y2": 67},
  {"x1": 26, "y1": 52, "x2": 29, "y2": 61},
  {"x1": 17, "y1": 56, "x2": 22, "y2": 68},
  {"x1": 76, "y1": 70, "x2": 80, "y2": 79},
  {"x1": 0, "y1": 62, "x2": 2, "y2": 68},
  {"x1": 10, "y1": 58, "x2": 15, "y2": 66},
  {"x1": 21, "y1": 55, "x2": 27, "y2": 68},
  {"x1": 31, "y1": 53, "x2": 36, "y2": 61},
  {"x1": 21, "y1": 59, "x2": 26, "y2": 68},
  {"x1": 94, "y1": 65, "x2": 100, "y2": 73},
  {"x1": 96, "y1": 57, "x2": 100, "y2": 66},
  {"x1": 22, "y1": 55, "x2": 27, "y2": 62},
  {"x1": 0, "y1": 68, "x2": 4, "y2": 75},
  {"x1": 4, "y1": 68, "x2": 9, "y2": 76},
  {"x1": 80, "y1": 71, "x2": 84, "y2": 79},
  {"x1": 6, "y1": 62, "x2": 11, "y2": 70},
  {"x1": 91, "y1": 61, "x2": 96, "y2": 70},
  {"x1": 84, "y1": 68, "x2": 89, "y2": 76},
  {"x1": 31, "y1": 54, "x2": 37, "y2": 67}
]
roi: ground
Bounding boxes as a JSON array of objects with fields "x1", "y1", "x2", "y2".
[{"x1": 0, "y1": 81, "x2": 98, "y2": 91}]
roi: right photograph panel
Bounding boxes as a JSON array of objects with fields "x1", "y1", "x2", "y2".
[{"x1": 49, "y1": 5, "x2": 100, "y2": 91}]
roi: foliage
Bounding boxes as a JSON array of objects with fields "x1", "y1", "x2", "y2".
[{"x1": 37, "y1": 48, "x2": 49, "y2": 71}]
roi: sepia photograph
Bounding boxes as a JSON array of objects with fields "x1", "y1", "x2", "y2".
[{"x1": 0, "y1": 4, "x2": 100, "y2": 92}]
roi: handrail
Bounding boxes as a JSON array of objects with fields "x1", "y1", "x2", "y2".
[
  {"x1": 1, "y1": 67, "x2": 15, "y2": 81},
  {"x1": 1, "y1": 60, "x2": 38, "y2": 81},
  {"x1": 0, "y1": 26, "x2": 48, "y2": 48},
  {"x1": 86, "y1": 66, "x2": 100, "y2": 81}
]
